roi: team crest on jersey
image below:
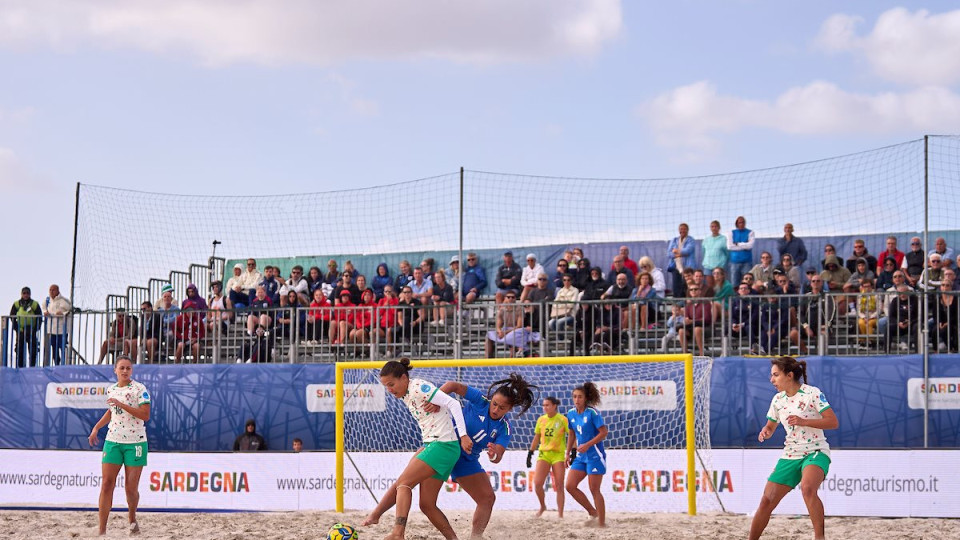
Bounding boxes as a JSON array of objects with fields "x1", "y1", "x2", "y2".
[
  {"x1": 421, "y1": 384, "x2": 431, "y2": 392},
  {"x1": 490, "y1": 430, "x2": 497, "y2": 439}
]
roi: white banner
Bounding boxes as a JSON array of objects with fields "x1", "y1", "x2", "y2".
[
  {"x1": 907, "y1": 377, "x2": 960, "y2": 409},
  {"x1": 595, "y1": 380, "x2": 677, "y2": 411},
  {"x1": 305, "y1": 384, "x2": 385, "y2": 413},
  {"x1": 44, "y1": 383, "x2": 113, "y2": 409},
  {"x1": 0, "y1": 449, "x2": 956, "y2": 517}
]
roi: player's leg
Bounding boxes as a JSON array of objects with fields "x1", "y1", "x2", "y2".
[
  {"x1": 363, "y1": 451, "x2": 423, "y2": 526},
  {"x1": 456, "y1": 472, "x2": 496, "y2": 539},
  {"x1": 387, "y1": 458, "x2": 441, "y2": 540},
  {"x1": 551, "y1": 461, "x2": 566, "y2": 517},
  {"x1": 533, "y1": 458, "x2": 550, "y2": 516},
  {"x1": 747, "y1": 481, "x2": 793, "y2": 540},
  {"x1": 564, "y1": 468, "x2": 596, "y2": 518},
  {"x1": 799, "y1": 460, "x2": 828, "y2": 539},
  {"x1": 124, "y1": 465, "x2": 144, "y2": 534},
  {"x1": 417, "y1": 477, "x2": 458, "y2": 540},
  {"x1": 586, "y1": 473, "x2": 606, "y2": 527},
  {"x1": 97, "y1": 461, "x2": 123, "y2": 535}
]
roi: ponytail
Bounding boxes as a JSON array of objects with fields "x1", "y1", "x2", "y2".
[
  {"x1": 575, "y1": 381, "x2": 601, "y2": 408},
  {"x1": 380, "y1": 357, "x2": 412, "y2": 378},
  {"x1": 770, "y1": 356, "x2": 807, "y2": 385},
  {"x1": 488, "y1": 373, "x2": 539, "y2": 416}
]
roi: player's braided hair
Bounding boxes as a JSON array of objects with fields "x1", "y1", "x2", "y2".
[
  {"x1": 575, "y1": 381, "x2": 601, "y2": 408},
  {"x1": 380, "y1": 357, "x2": 412, "y2": 378},
  {"x1": 488, "y1": 373, "x2": 539, "y2": 416},
  {"x1": 771, "y1": 356, "x2": 808, "y2": 385}
]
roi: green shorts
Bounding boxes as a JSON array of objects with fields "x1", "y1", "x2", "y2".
[
  {"x1": 417, "y1": 440, "x2": 462, "y2": 481},
  {"x1": 768, "y1": 451, "x2": 830, "y2": 488},
  {"x1": 538, "y1": 449, "x2": 566, "y2": 465},
  {"x1": 102, "y1": 441, "x2": 148, "y2": 467}
]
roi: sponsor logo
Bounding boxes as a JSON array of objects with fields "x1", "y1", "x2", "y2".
[
  {"x1": 907, "y1": 378, "x2": 960, "y2": 410},
  {"x1": 611, "y1": 469, "x2": 734, "y2": 493},
  {"x1": 595, "y1": 380, "x2": 677, "y2": 411},
  {"x1": 44, "y1": 383, "x2": 113, "y2": 409},
  {"x1": 149, "y1": 471, "x2": 250, "y2": 493},
  {"x1": 305, "y1": 384, "x2": 385, "y2": 413}
]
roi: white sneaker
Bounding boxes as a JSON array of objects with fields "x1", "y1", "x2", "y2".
[
  {"x1": 898, "y1": 342, "x2": 908, "y2": 352},
  {"x1": 938, "y1": 342, "x2": 948, "y2": 353},
  {"x1": 438, "y1": 319, "x2": 446, "y2": 326}
]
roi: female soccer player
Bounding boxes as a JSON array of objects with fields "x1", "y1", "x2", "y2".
[
  {"x1": 749, "y1": 356, "x2": 839, "y2": 540},
  {"x1": 88, "y1": 355, "x2": 151, "y2": 536},
  {"x1": 565, "y1": 381, "x2": 607, "y2": 527},
  {"x1": 528, "y1": 395, "x2": 568, "y2": 517},
  {"x1": 375, "y1": 358, "x2": 472, "y2": 540},
  {"x1": 364, "y1": 373, "x2": 538, "y2": 540}
]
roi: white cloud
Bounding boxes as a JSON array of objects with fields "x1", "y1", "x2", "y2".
[
  {"x1": 0, "y1": 0, "x2": 622, "y2": 66},
  {"x1": 638, "y1": 80, "x2": 960, "y2": 158},
  {"x1": 328, "y1": 73, "x2": 379, "y2": 117},
  {"x1": 815, "y1": 8, "x2": 960, "y2": 86}
]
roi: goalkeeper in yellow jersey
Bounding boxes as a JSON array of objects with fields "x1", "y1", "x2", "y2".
[{"x1": 527, "y1": 396, "x2": 568, "y2": 518}]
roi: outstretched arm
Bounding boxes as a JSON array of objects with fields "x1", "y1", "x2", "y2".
[{"x1": 437, "y1": 381, "x2": 468, "y2": 397}]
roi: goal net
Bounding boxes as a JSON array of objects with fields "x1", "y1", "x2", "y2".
[{"x1": 335, "y1": 355, "x2": 720, "y2": 515}]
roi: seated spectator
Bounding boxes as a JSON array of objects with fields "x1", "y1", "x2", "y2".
[
  {"x1": 396, "y1": 286, "x2": 424, "y2": 344},
  {"x1": 573, "y1": 257, "x2": 592, "y2": 291},
  {"x1": 888, "y1": 285, "x2": 918, "y2": 351},
  {"x1": 355, "y1": 275, "x2": 370, "y2": 302},
  {"x1": 408, "y1": 267, "x2": 433, "y2": 307},
  {"x1": 138, "y1": 301, "x2": 164, "y2": 363},
  {"x1": 306, "y1": 288, "x2": 333, "y2": 345},
  {"x1": 98, "y1": 307, "x2": 137, "y2": 364},
  {"x1": 348, "y1": 289, "x2": 377, "y2": 347},
  {"x1": 776, "y1": 223, "x2": 808, "y2": 269},
  {"x1": 876, "y1": 236, "x2": 905, "y2": 274},
  {"x1": 227, "y1": 263, "x2": 249, "y2": 310},
  {"x1": 207, "y1": 281, "x2": 232, "y2": 337},
  {"x1": 945, "y1": 268, "x2": 960, "y2": 291},
  {"x1": 173, "y1": 301, "x2": 205, "y2": 363},
  {"x1": 245, "y1": 285, "x2": 274, "y2": 339},
  {"x1": 702, "y1": 220, "x2": 729, "y2": 289},
  {"x1": 875, "y1": 257, "x2": 898, "y2": 291},
  {"x1": 157, "y1": 289, "x2": 180, "y2": 344},
  {"x1": 591, "y1": 294, "x2": 627, "y2": 355},
  {"x1": 630, "y1": 272, "x2": 661, "y2": 330},
  {"x1": 341, "y1": 260, "x2": 359, "y2": 281},
  {"x1": 931, "y1": 237, "x2": 955, "y2": 270},
  {"x1": 394, "y1": 260, "x2": 414, "y2": 292},
  {"x1": 485, "y1": 292, "x2": 527, "y2": 358},
  {"x1": 845, "y1": 239, "x2": 878, "y2": 276},
  {"x1": 278, "y1": 265, "x2": 310, "y2": 306},
  {"x1": 233, "y1": 419, "x2": 267, "y2": 451},
  {"x1": 522, "y1": 276, "x2": 552, "y2": 341},
  {"x1": 730, "y1": 282, "x2": 760, "y2": 352},
  {"x1": 844, "y1": 258, "x2": 876, "y2": 293},
  {"x1": 741, "y1": 272, "x2": 758, "y2": 292},
  {"x1": 820, "y1": 244, "x2": 844, "y2": 271},
  {"x1": 332, "y1": 289, "x2": 356, "y2": 345},
  {"x1": 758, "y1": 288, "x2": 791, "y2": 356},
  {"x1": 494, "y1": 251, "x2": 522, "y2": 303},
  {"x1": 601, "y1": 272, "x2": 634, "y2": 303},
  {"x1": 609, "y1": 254, "x2": 635, "y2": 290},
  {"x1": 660, "y1": 304, "x2": 685, "y2": 352},
  {"x1": 820, "y1": 255, "x2": 852, "y2": 314},
  {"x1": 711, "y1": 267, "x2": 736, "y2": 320},
  {"x1": 919, "y1": 254, "x2": 946, "y2": 291},
  {"x1": 801, "y1": 268, "x2": 820, "y2": 294},
  {"x1": 330, "y1": 273, "x2": 361, "y2": 304},
  {"x1": 324, "y1": 260, "x2": 341, "y2": 286},
  {"x1": 444, "y1": 256, "x2": 460, "y2": 297},
  {"x1": 277, "y1": 290, "x2": 305, "y2": 340},
  {"x1": 184, "y1": 283, "x2": 208, "y2": 312},
  {"x1": 749, "y1": 252, "x2": 776, "y2": 288},
  {"x1": 878, "y1": 269, "x2": 910, "y2": 339},
  {"x1": 692, "y1": 269, "x2": 715, "y2": 298},
  {"x1": 855, "y1": 279, "x2": 881, "y2": 343},
  {"x1": 376, "y1": 286, "x2": 400, "y2": 356},
  {"x1": 777, "y1": 254, "x2": 802, "y2": 289},
  {"x1": 460, "y1": 253, "x2": 487, "y2": 304},
  {"x1": 902, "y1": 237, "x2": 925, "y2": 287},
  {"x1": 771, "y1": 271, "x2": 799, "y2": 322},
  {"x1": 617, "y1": 245, "x2": 640, "y2": 275},
  {"x1": 637, "y1": 256, "x2": 666, "y2": 297},
  {"x1": 572, "y1": 247, "x2": 585, "y2": 262},
  {"x1": 790, "y1": 274, "x2": 835, "y2": 355},
  {"x1": 548, "y1": 274, "x2": 579, "y2": 334},
  {"x1": 552, "y1": 258, "x2": 573, "y2": 289},
  {"x1": 306, "y1": 266, "x2": 324, "y2": 297},
  {"x1": 429, "y1": 271, "x2": 455, "y2": 325},
  {"x1": 575, "y1": 266, "x2": 609, "y2": 356},
  {"x1": 258, "y1": 265, "x2": 281, "y2": 305},
  {"x1": 935, "y1": 281, "x2": 960, "y2": 353},
  {"x1": 419, "y1": 258, "x2": 436, "y2": 279},
  {"x1": 678, "y1": 285, "x2": 713, "y2": 357},
  {"x1": 519, "y1": 253, "x2": 545, "y2": 302}
]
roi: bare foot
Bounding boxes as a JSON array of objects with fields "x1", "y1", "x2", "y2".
[
  {"x1": 535, "y1": 506, "x2": 546, "y2": 517},
  {"x1": 383, "y1": 533, "x2": 404, "y2": 540},
  {"x1": 362, "y1": 514, "x2": 380, "y2": 526},
  {"x1": 583, "y1": 515, "x2": 598, "y2": 527}
]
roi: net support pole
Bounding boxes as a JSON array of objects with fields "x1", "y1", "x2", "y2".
[
  {"x1": 922, "y1": 135, "x2": 929, "y2": 449},
  {"x1": 68, "y1": 183, "x2": 81, "y2": 364},
  {"x1": 456, "y1": 167, "x2": 464, "y2": 359},
  {"x1": 335, "y1": 362, "x2": 345, "y2": 513},
  {"x1": 684, "y1": 353, "x2": 696, "y2": 515}
]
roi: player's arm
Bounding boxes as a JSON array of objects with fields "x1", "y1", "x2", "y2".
[
  {"x1": 565, "y1": 426, "x2": 577, "y2": 467},
  {"x1": 787, "y1": 407, "x2": 838, "y2": 430},
  {"x1": 577, "y1": 424, "x2": 608, "y2": 453},
  {"x1": 106, "y1": 399, "x2": 151, "y2": 422},
  {"x1": 427, "y1": 389, "x2": 473, "y2": 454},
  {"x1": 757, "y1": 419, "x2": 778, "y2": 442},
  {"x1": 88, "y1": 410, "x2": 111, "y2": 446},
  {"x1": 437, "y1": 381, "x2": 468, "y2": 397}
]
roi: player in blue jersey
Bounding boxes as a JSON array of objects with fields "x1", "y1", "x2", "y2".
[
  {"x1": 363, "y1": 373, "x2": 537, "y2": 540},
  {"x1": 565, "y1": 381, "x2": 608, "y2": 528}
]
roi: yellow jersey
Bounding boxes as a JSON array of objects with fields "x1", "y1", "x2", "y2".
[{"x1": 534, "y1": 413, "x2": 568, "y2": 453}]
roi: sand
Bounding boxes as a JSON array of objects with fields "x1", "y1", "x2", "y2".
[{"x1": 0, "y1": 509, "x2": 953, "y2": 539}]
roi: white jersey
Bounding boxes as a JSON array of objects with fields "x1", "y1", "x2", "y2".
[
  {"x1": 766, "y1": 384, "x2": 831, "y2": 459},
  {"x1": 402, "y1": 378, "x2": 458, "y2": 443},
  {"x1": 105, "y1": 380, "x2": 151, "y2": 444}
]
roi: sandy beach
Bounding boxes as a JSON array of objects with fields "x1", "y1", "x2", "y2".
[{"x1": 0, "y1": 509, "x2": 953, "y2": 539}]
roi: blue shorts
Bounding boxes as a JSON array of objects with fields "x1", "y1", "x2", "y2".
[
  {"x1": 450, "y1": 457, "x2": 485, "y2": 482},
  {"x1": 570, "y1": 447, "x2": 607, "y2": 475}
]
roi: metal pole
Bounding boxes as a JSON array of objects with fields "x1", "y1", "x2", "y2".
[
  {"x1": 456, "y1": 167, "x2": 464, "y2": 359},
  {"x1": 922, "y1": 135, "x2": 930, "y2": 448},
  {"x1": 68, "y1": 183, "x2": 81, "y2": 364}
]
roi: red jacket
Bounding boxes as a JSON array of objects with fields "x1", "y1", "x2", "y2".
[{"x1": 174, "y1": 312, "x2": 205, "y2": 341}]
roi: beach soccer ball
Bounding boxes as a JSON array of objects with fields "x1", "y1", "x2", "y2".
[{"x1": 326, "y1": 523, "x2": 358, "y2": 540}]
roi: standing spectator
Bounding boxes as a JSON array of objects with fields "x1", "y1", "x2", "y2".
[
  {"x1": 233, "y1": 419, "x2": 267, "y2": 451},
  {"x1": 226, "y1": 263, "x2": 249, "y2": 309},
  {"x1": 749, "y1": 252, "x2": 776, "y2": 289},
  {"x1": 702, "y1": 220, "x2": 729, "y2": 289},
  {"x1": 324, "y1": 260, "x2": 341, "y2": 286},
  {"x1": 552, "y1": 258, "x2": 573, "y2": 289},
  {"x1": 429, "y1": 271, "x2": 455, "y2": 325},
  {"x1": 820, "y1": 244, "x2": 844, "y2": 271},
  {"x1": 613, "y1": 246, "x2": 640, "y2": 276},
  {"x1": 876, "y1": 236, "x2": 905, "y2": 274},
  {"x1": 43, "y1": 284, "x2": 72, "y2": 366},
  {"x1": 776, "y1": 223, "x2": 808, "y2": 269},
  {"x1": 519, "y1": 254, "x2": 546, "y2": 302},
  {"x1": 494, "y1": 251, "x2": 522, "y2": 303},
  {"x1": 10, "y1": 287, "x2": 42, "y2": 367},
  {"x1": 930, "y1": 237, "x2": 956, "y2": 270},
  {"x1": 278, "y1": 265, "x2": 310, "y2": 306},
  {"x1": 460, "y1": 253, "x2": 487, "y2": 304},
  {"x1": 408, "y1": 267, "x2": 434, "y2": 307},
  {"x1": 444, "y1": 256, "x2": 460, "y2": 297},
  {"x1": 138, "y1": 301, "x2": 164, "y2": 363},
  {"x1": 902, "y1": 237, "x2": 926, "y2": 287},
  {"x1": 845, "y1": 239, "x2": 877, "y2": 276},
  {"x1": 727, "y1": 216, "x2": 755, "y2": 287},
  {"x1": 394, "y1": 260, "x2": 414, "y2": 292},
  {"x1": 667, "y1": 223, "x2": 696, "y2": 299},
  {"x1": 609, "y1": 255, "x2": 635, "y2": 289},
  {"x1": 637, "y1": 256, "x2": 666, "y2": 297}
]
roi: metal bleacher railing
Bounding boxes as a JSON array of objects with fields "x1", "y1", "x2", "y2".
[{"x1": 3, "y1": 290, "x2": 958, "y2": 367}]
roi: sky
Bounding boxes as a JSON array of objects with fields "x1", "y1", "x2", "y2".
[{"x1": 3, "y1": 1, "x2": 960, "y2": 307}]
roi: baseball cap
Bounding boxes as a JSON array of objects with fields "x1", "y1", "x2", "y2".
[
  {"x1": 234, "y1": 263, "x2": 243, "y2": 270},
  {"x1": 340, "y1": 289, "x2": 352, "y2": 297},
  {"x1": 805, "y1": 268, "x2": 817, "y2": 275},
  {"x1": 504, "y1": 250, "x2": 513, "y2": 257},
  {"x1": 526, "y1": 253, "x2": 536, "y2": 260},
  {"x1": 450, "y1": 255, "x2": 459, "y2": 264},
  {"x1": 161, "y1": 284, "x2": 174, "y2": 294}
]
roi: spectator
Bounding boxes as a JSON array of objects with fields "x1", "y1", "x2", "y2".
[
  {"x1": 292, "y1": 438, "x2": 303, "y2": 452},
  {"x1": 602, "y1": 272, "x2": 634, "y2": 302},
  {"x1": 820, "y1": 244, "x2": 844, "y2": 271},
  {"x1": 226, "y1": 263, "x2": 249, "y2": 309},
  {"x1": 43, "y1": 284, "x2": 71, "y2": 366},
  {"x1": 790, "y1": 274, "x2": 835, "y2": 355},
  {"x1": 371, "y1": 263, "x2": 392, "y2": 300},
  {"x1": 183, "y1": 283, "x2": 208, "y2": 312},
  {"x1": 10, "y1": 286, "x2": 42, "y2": 367},
  {"x1": 888, "y1": 285, "x2": 918, "y2": 352},
  {"x1": 730, "y1": 282, "x2": 760, "y2": 352},
  {"x1": 233, "y1": 419, "x2": 267, "y2": 451},
  {"x1": 418, "y1": 258, "x2": 435, "y2": 279},
  {"x1": 875, "y1": 257, "x2": 898, "y2": 291},
  {"x1": 332, "y1": 289, "x2": 356, "y2": 345},
  {"x1": 593, "y1": 279, "x2": 629, "y2": 355},
  {"x1": 494, "y1": 251, "x2": 522, "y2": 303},
  {"x1": 749, "y1": 252, "x2": 776, "y2": 289},
  {"x1": 667, "y1": 223, "x2": 696, "y2": 299},
  {"x1": 547, "y1": 274, "x2": 579, "y2": 334},
  {"x1": 576, "y1": 267, "x2": 609, "y2": 356},
  {"x1": 552, "y1": 258, "x2": 573, "y2": 289},
  {"x1": 945, "y1": 268, "x2": 960, "y2": 292},
  {"x1": 278, "y1": 265, "x2": 310, "y2": 306},
  {"x1": 341, "y1": 260, "x2": 359, "y2": 281},
  {"x1": 878, "y1": 269, "x2": 910, "y2": 340},
  {"x1": 855, "y1": 279, "x2": 881, "y2": 346},
  {"x1": 770, "y1": 271, "x2": 799, "y2": 326},
  {"x1": 776, "y1": 223, "x2": 808, "y2": 269},
  {"x1": 519, "y1": 253, "x2": 545, "y2": 302},
  {"x1": 98, "y1": 307, "x2": 137, "y2": 365},
  {"x1": 394, "y1": 260, "x2": 414, "y2": 292},
  {"x1": 956, "y1": 255, "x2": 960, "y2": 277},
  {"x1": 702, "y1": 220, "x2": 729, "y2": 289},
  {"x1": 306, "y1": 266, "x2": 324, "y2": 298},
  {"x1": 616, "y1": 246, "x2": 640, "y2": 276},
  {"x1": 138, "y1": 301, "x2": 164, "y2": 363},
  {"x1": 935, "y1": 281, "x2": 960, "y2": 353},
  {"x1": 245, "y1": 285, "x2": 274, "y2": 340},
  {"x1": 207, "y1": 281, "x2": 232, "y2": 337},
  {"x1": 573, "y1": 257, "x2": 592, "y2": 291},
  {"x1": 330, "y1": 273, "x2": 361, "y2": 304},
  {"x1": 324, "y1": 260, "x2": 341, "y2": 286},
  {"x1": 930, "y1": 237, "x2": 955, "y2": 270},
  {"x1": 876, "y1": 236, "x2": 905, "y2": 274},
  {"x1": 919, "y1": 254, "x2": 946, "y2": 291},
  {"x1": 408, "y1": 267, "x2": 433, "y2": 306},
  {"x1": 637, "y1": 256, "x2": 666, "y2": 297},
  {"x1": 484, "y1": 291, "x2": 525, "y2": 358},
  {"x1": 572, "y1": 247, "x2": 585, "y2": 263},
  {"x1": 678, "y1": 285, "x2": 713, "y2": 357},
  {"x1": 801, "y1": 268, "x2": 820, "y2": 294},
  {"x1": 758, "y1": 286, "x2": 790, "y2": 356},
  {"x1": 727, "y1": 215, "x2": 755, "y2": 287},
  {"x1": 660, "y1": 305, "x2": 685, "y2": 352},
  {"x1": 396, "y1": 286, "x2": 424, "y2": 345},
  {"x1": 630, "y1": 272, "x2": 661, "y2": 330},
  {"x1": 375, "y1": 286, "x2": 400, "y2": 356},
  {"x1": 609, "y1": 255, "x2": 635, "y2": 290},
  {"x1": 444, "y1": 256, "x2": 460, "y2": 297},
  {"x1": 173, "y1": 301, "x2": 205, "y2": 362},
  {"x1": 157, "y1": 289, "x2": 180, "y2": 341},
  {"x1": 306, "y1": 288, "x2": 333, "y2": 345},
  {"x1": 741, "y1": 272, "x2": 758, "y2": 293},
  {"x1": 258, "y1": 266, "x2": 282, "y2": 305},
  {"x1": 241, "y1": 258, "x2": 263, "y2": 298},
  {"x1": 349, "y1": 289, "x2": 377, "y2": 347},
  {"x1": 711, "y1": 267, "x2": 736, "y2": 320},
  {"x1": 524, "y1": 272, "x2": 554, "y2": 337},
  {"x1": 429, "y1": 271, "x2": 455, "y2": 326},
  {"x1": 692, "y1": 269, "x2": 715, "y2": 298},
  {"x1": 845, "y1": 239, "x2": 877, "y2": 276},
  {"x1": 355, "y1": 275, "x2": 370, "y2": 299},
  {"x1": 777, "y1": 254, "x2": 802, "y2": 289},
  {"x1": 277, "y1": 290, "x2": 305, "y2": 341},
  {"x1": 902, "y1": 237, "x2": 925, "y2": 287},
  {"x1": 820, "y1": 255, "x2": 851, "y2": 314},
  {"x1": 460, "y1": 252, "x2": 487, "y2": 304},
  {"x1": 844, "y1": 258, "x2": 876, "y2": 293}
]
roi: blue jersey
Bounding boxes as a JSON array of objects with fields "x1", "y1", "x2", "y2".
[
  {"x1": 566, "y1": 407, "x2": 606, "y2": 454},
  {"x1": 455, "y1": 386, "x2": 512, "y2": 461}
]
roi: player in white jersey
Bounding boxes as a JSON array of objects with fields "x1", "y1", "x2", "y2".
[
  {"x1": 749, "y1": 356, "x2": 838, "y2": 540},
  {"x1": 375, "y1": 357, "x2": 472, "y2": 540},
  {"x1": 88, "y1": 355, "x2": 151, "y2": 536}
]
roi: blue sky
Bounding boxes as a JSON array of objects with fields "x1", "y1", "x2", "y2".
[{"x1": 3, "y1": 1, "x2": 960, "y2": 307}]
